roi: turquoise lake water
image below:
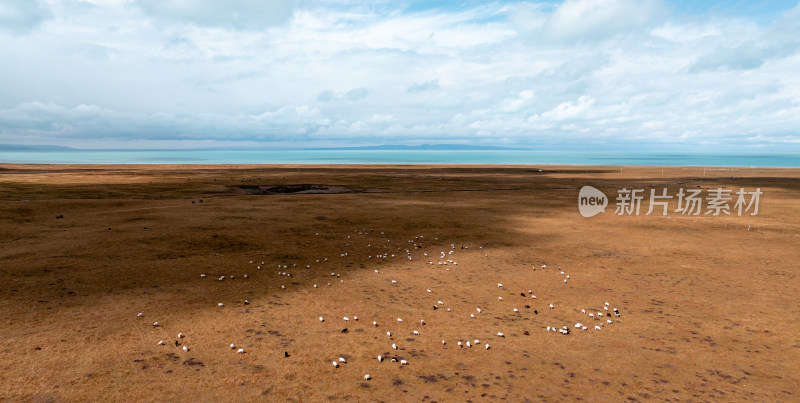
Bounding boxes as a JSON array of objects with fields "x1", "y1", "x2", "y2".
[{"x1": 1, "y1": 149, "x2": 799, "y2": 167}]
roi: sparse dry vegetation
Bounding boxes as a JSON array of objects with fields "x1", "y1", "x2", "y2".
[{"x1": 1, "y1": 164, "x2": 798, "y2": 401}]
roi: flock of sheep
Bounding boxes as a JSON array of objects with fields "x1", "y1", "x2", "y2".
[{"x1": 137, "y1": 228, "x2": 623, "y2": 382}]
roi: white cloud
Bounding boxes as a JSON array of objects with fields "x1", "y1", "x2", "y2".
[
  {"x1": 0, "y1": 101, "x2": 331, "y2": 143},
  {"x1": 543, "y1": 0, "x2": 667, "y2": 42},
  {"x1": 650, "y1": 23, "x2": 722, "y2": 43},
  {"x1": 0, "y1": 1, "x2": 798, "y2": 150},
  {"x1": 406, "y1": 79, "x2": 440, "y2": 93},
  {"x1": 317, "y1": 88, "x2": 371, "y2": 102},
  {"x1": 0, "y1": 0, "x2": 51, "y2": 34},
  {"x1": 538, "y1": 95, "x2": 595, "y2": 120},
  {"x1": 134, "y1": 0, "x2": 295, "y2": 30}
]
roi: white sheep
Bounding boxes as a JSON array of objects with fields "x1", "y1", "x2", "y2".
[
  {"x1": 485, "y1": 343, "x2": 490, "y2": 350},
  {"x1": 237, "y1": 348, "x2": 245, "y2": 354},
  {"x1": 339, "y1": 357, "x2": 346, "y2": 363},
  {"x1": 378, "y1": 355, "x2": 383, "y2": 362},
  {"x1": 594, "y1": 325, "x2": 601, "y2": 330},
  {"x1": 412, "y1": 330, "x2": 420, "y2": 335},
  {"x1": 332, "y1": 361, "x2": 339, "y2": 368},
  {"x1": 400, "y1": 359, "x2": 408, "y2": 365},
  {"x1": 496, "y1": 332, "x2": 505, "y2": 337},
  {"x1": 364, "y1": 374, "x2": 371, "y2": 380},
  {"x1": 157, "y1": 340, "x2": 165, "y2": 345},
  {"x1": 392, "y1": 343, "x2": 397, "y2": 350}
]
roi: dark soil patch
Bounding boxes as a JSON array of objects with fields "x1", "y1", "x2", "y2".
[
  {"x1": 232, "y1": 184, "x2": 384, "y2": 195},
  {"x1": 183, "y1": 358, "x2": 205, "y2": 367}
]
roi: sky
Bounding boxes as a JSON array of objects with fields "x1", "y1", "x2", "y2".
[{"x1": 1, "y1": 0, "x2": 799, "y2": 150}]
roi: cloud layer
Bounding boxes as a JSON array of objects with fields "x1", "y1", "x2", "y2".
[{"x1": 0, "y1": 0, "x2": 799, "y2": 150}]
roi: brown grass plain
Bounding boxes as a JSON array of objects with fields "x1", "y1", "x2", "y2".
[{"x1": 1, "y1": 164, "x2": 799, "y2": 402}]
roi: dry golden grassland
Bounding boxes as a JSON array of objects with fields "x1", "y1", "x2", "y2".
[{"x1": 1, "y1": 164, "x2": 798, "y2": 401}]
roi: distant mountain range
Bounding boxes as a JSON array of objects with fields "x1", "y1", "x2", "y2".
[
  {"x1": 0, "y1": 144, "x2": 76, "y2": 151},
  {"x1": 309, "y1": 144, "x2": 523, "y2": 151}
]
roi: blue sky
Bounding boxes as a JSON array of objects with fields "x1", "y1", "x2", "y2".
[{"x1": 1, "y1": 0, "x2": 799, "y2": 150}]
